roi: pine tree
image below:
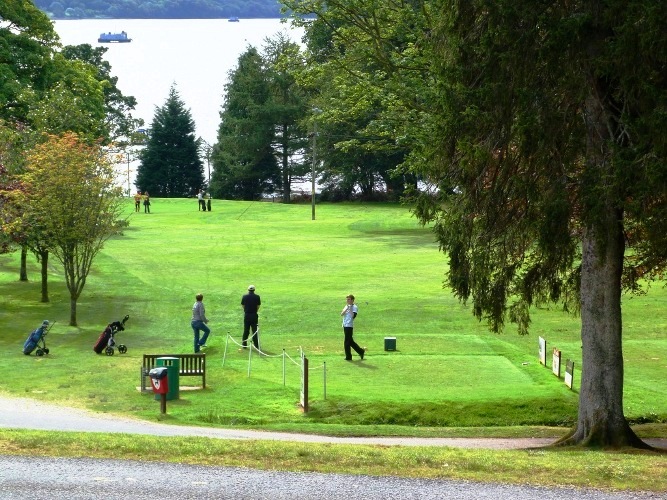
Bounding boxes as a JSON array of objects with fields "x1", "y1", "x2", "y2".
[{"x1": 136, "y1": 85, "x2": 204, "y2": 197}]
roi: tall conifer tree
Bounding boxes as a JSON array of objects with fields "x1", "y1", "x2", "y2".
[
  {"x1": 136, "y1": 85, "x2": 204, "y2": 197},
  {"x1": 211, "y1": 47, "x2": 280, "y2": 201}
]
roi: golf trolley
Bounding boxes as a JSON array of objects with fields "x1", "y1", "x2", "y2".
[
  {"x1": 23, "y1": 320, "x2": 54, "y2": 356},
  {"x1": 93, "y1": 314, "x2": 130, "y2": 356}
]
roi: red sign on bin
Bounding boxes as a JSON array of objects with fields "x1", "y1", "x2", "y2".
[{"x1": 150, "y1": 377, "x2": 168, "y2": 395}]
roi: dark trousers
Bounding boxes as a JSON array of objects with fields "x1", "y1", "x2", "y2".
[
  {"x1": 344, "y1": 327, "x2": 363, "y2": 359},
  {"x1": 243, "y1": 313, "x2": 259, "y2": 349}
]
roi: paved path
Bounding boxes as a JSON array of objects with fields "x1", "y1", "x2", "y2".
[
  {"x1": 0, "y1": 395, "x2": 554, "y2": 448},
  {"x1": 2, "y1": 395, "x2": 666, "y2": 449}
]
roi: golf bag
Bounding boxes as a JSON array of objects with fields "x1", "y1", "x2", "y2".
[
  {"x1": 93, "y1": 314, "x2": 130, "y2": 355},
  {"x1": 23, "y1": 321, "x2": 53, "y2": 356}
]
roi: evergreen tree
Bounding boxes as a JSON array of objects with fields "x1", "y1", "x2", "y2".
[
  {"x1": 136, "y1": 85, "x2": 204, "y2": 197},
  {"x1": 263, "y1": 33, "x2": 310, "y2": 203},
  {"x1": 286, "y1": 0, "x2": 667, "y2": 448},
  {"x1": 210, "y1": 47, "x2": 280, "y2": 200}
]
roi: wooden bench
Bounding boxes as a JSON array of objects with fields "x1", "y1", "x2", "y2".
[{"x1": 141, "y1": 353, "x2": 206, "y2": 392}]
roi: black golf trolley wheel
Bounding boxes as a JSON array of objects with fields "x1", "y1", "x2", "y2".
[
  {"x1": 43, "y1": 348, "x2": 49, "y2": 354},
  {"x1": 118, "y1": 344, "x2": 127, "y2": 354},
  {"x1": 105, "y1": 346, "x2": 115, "y2": 356},
  {"x1": 36, "y1": 349, "x2": 44, "y2": 356}
]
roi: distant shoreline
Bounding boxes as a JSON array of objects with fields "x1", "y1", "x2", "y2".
[{"x1": 47, "y1": 16, "x2": 290, "y2": 20}]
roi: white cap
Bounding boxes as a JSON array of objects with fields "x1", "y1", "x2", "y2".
[{"x1": 247, "y1": 285, "x2": 255, "y2": 291}]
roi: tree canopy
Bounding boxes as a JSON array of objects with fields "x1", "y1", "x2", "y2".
[
  {"x1": 211, "y1": 47, "x2": 281, "y2": 201},
  {"x1": 284, "y1": 0, "x2": 667, "y2": 448},
  {"x1": 136, "y1": 85, "x2": 204, "y2": 197},
  {"x1": 0, "y1": 0, "x2": 60, "y2": 125},
  {"x1": 211, "y1": 36, "x2": 309, "y2": 202},
  {"x1": 21, "y1": 132, "x2": 125, "y2": 326}
]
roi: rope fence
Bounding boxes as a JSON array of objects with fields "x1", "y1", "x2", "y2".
[{"x1": 221, "y1": 331, "x2": 327, "y2": 400}]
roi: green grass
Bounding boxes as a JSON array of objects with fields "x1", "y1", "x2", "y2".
[{"x1": 1, "y1": 198, "x2": 666, "y2": 436}]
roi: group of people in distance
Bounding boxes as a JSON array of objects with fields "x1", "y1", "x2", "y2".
[
  {"x1": 132, "y1": 190, "x2": 211, "y2": 214},
  {"x1": 133, "y1": 191, "x2": 151, "y2": 213},
  {"x1": 190, "y1": 288, "x2": 366, "y2": 360},
  {"x1": 198, "y1": 190, "x2": 211, "y2": 212}
]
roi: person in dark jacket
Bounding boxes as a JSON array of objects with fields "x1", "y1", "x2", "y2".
[{"x1": 241, "y1": 285, "x2": 261, "y2": 349}]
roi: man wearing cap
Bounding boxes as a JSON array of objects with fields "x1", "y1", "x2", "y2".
[{"x1": 241, "y1": 285, "x2": 261, "y2": 349}]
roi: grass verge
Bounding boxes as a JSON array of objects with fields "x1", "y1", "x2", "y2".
[{"x1": 1, "y1": 429, "x2": 666, "y2": 492}]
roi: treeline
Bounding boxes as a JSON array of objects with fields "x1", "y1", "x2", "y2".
[{"x1": 34, "y1": 0, "x2": 283, "y2": 19}]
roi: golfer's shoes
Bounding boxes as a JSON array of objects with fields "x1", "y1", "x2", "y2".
[{"x1": 361, "y1": 347, "x2": 367, "y2": 360}]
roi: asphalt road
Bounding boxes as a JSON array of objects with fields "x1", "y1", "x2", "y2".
[
  {"x1": 0, "y1": 395, "x2": 664, "y2": 499},
  {"x1": 0, "y1": 455, "x2": 662, "y2": 500}
]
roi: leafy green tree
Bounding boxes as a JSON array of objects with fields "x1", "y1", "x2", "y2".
[
  {"x1": 0, "y1": 122, "x2": 49, "y2": 289},
  {"x1": 211, "y1": 47, "x2": 280, "y2": 200},
  {"x1": 287, "y1": 6, "x2": 420, "y2": 200},
  {"x1": 419, "y1": 0, "x2": 667, "y2": 449},
  {"x1": 0, "y1": 126, "x2": 26, "y2": 255},
  {"x1": 1, "y1": 2, "x2": 124, "y2": 296},
  {"x1": 60, "y1": 44, "x2": 144, "y2": 144},
  {"x1": 21, "y1": 132, "x2": 125, "y2": 326},
  {"x1": 212, "y1": 36, "x2": 310, "y2": 202},
  {"x1": 262, "y1": 33, "x2": 310, "y2": 202},
  {"x1": 287, "y1": 0, "x2": 667, "y2": 448},
  {"x1": 0, "y1": 0, "x2": 59, "y2": 124},
  {"x1": 136, "y1": 85, "x2": 204, "y2": 197},
  {"x1": 25, "y1": 56, "x2": 107, "y2": 141}
]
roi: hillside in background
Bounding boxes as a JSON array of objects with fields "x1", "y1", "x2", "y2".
[{"x1": 34, "y1": 0, "x2": 284, "y2": 19}]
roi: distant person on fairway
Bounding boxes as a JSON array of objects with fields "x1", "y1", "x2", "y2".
[
  {"x1": 191, "y1": 293, "x2": 210, "y2": 353},
  {"x1": 198, "y1": 190, "x2": 205, "y2": 211},
  {"x1": 134, "y1": 191, "x2": 142, "y2": 212},
  {"x1": 341, "y1": 294, "x2": 365, "y2": 361},
  {"x1": 143, "y1": 192, "x2": 151, "y2": 213},
  {"x1": 241, "y1": 285, "x2": 261, "y2": 349}
]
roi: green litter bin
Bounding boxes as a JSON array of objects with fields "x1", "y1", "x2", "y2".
[{"x1": 156, "y1": 356, "x2": 179, "y2": 401}]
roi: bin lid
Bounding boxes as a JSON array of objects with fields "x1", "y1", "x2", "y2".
[{"x1": 148, "y1": 366, "x2": 168, "y2": 378}]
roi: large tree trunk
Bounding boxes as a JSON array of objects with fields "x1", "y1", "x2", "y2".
[
  {"x1": 558, "y1": 215, "x2": 648, "y2": 448},
  {"x1": 69, "y1": 296, "x2": 77, "y2": 327},
  {"x1": 40, "y1": 250, "x2": 49, "y2": 303},
  {"x1": 281, "y1": 136, "x2": 291, "y2": 204},
  {"x1": 558, "y1": 81, "x2": 649, "y2": 449},
  {"x1": 20, "y1": 246, "x2": 28, "y2": 281}
]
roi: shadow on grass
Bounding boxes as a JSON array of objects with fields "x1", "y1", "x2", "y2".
[{"x1": 349, "y1": 226, "x2": 436, "y2": 248}]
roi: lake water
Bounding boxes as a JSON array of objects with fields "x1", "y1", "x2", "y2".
[
  {"x1": 53, "y1": 19, "x2": 304, "y2": 192},
  {"x1": 54, "y1": 19, "x2": 303, "y2": 145}
]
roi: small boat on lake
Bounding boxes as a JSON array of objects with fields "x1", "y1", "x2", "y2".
[
  {"x1": 98, "y1": 31, "x2": 132, "y2": 43},
  {"x1": 228, "y1": 17, "x2": 240, "y2": 22}
]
